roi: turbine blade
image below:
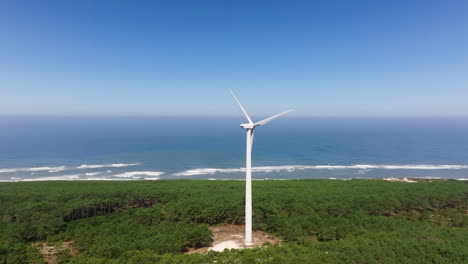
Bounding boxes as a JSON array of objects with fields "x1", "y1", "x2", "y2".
[
  {"x1": 230, "y1": 90, "x2": 253, "y2": 124},
  {"x1": 254, "y1": 109, "x2": 294, "y2": 127}
]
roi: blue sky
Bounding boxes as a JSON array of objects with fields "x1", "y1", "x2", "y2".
[{"x1": 1, "y1": 0, "x2": 467, "y2": 117}]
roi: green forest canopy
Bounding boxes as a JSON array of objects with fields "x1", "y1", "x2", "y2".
[{"x1": 0, "y1": 179, "x2": 467, "y2": 263}]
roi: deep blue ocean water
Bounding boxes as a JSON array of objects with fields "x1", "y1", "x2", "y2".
[{"x1": 1, "y1": 116, "x2": 468, "y2": 181}]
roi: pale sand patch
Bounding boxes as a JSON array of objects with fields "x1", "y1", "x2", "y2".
[
  {"x1": 383, "y1": 177, "x2": 417, "y2": 183},
  {"x1": 34, "y1": 241, "x2": 78, "y2": 264},
  {"x1": 210, "y1": 240, "x2": 242, "y2": 251},
  {"x1": 188, "y1": 225, "x2": 281, "y2": 254}
]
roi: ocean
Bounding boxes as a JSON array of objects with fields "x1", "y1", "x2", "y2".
[{"x1": 1, "y1": 116, "x2": 468, "y2": 181}]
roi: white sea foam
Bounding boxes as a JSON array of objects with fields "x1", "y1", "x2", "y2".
[
  {"x1": 0, "y1": 166, "x2": 66, "y2": 173},
  {"x1": 86, "y1": 177, "x2": 132, "y2": 181},
  {"x1": 0, "y1": 163, "x2": 139, "y2": 174},
  {"x1": 456, "y1": 178, "x2": 468, "y2": 181},
  {"x1": 173, "y1": 168, "x2": 241, "y2": 176},
  {"x1": 77, "y1": 163, "x2": 139, "y2": 169},
  {"x1": 22, "y1": 175, "x2": 81, "y2": 181},
  {"x1": 172, "y1": 164, "x2": 468, "y2": 176},
  {"x1": 0, "y1": 168, "x2": 18, "y2": 173},
  {"x1": 144, "y1": 177, "x2": 160, "y2": 180},
  {"x1": 8, "y1": 177, "x2": 21, "y2": 182},
  {"x1": 85, "y1": 172, "x2": 101, "y2": 176},
  {"x1": 30, "y1": 166, "x2": 66, "y2": 172},
  {"x1": 114, "y1": 171, "x2": 165, "y2": 178}
]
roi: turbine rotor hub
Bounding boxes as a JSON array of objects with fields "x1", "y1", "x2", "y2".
[{"x1": 240, "y1": 123, "x2": 255, "y2": 129}]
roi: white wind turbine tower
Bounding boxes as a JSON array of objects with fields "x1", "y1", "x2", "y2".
[{"x1": 230, "y1": 90, "x2": 293, "y2": 246}]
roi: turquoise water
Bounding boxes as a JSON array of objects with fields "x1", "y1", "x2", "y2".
[{"x1": 1, "y1": 117, "x2": 468, "y2": 181}]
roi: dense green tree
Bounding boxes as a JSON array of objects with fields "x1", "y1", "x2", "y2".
[{"x1": 0, "y1": 180, "x2": 467, "y2": 263}]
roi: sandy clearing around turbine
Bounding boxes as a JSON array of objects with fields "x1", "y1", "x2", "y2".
[{"x1": 188, "y1": 225, "x2": 281, "y2": 254}]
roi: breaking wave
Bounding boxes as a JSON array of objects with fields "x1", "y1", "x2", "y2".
[
  {"x1": 85, "y1": 177, "x2": 133, "y2": 181},
  {"x1": 77, "y1": 163, "x2": 139, "y2": 169},
  {"x1": 22, "y1": 174, "x2": 81, "y2": 181},
  {"x1": 0, "y1": 166, "x2": 66, "y2": 173},
  {"x1": 172, "y1": 164, "x2": 468, "y2": 176},
  {"x1": 144, "y1": 177, "x2": 160, "y2": 180},
  {"x1": 113, "y1": 171, "x2": 165, "y2": 178},
  {"x1": 85, "y1": 172, "x2": 101, "y2": 176},
  {"x1": 0, "y1": 163, "x2": 140, "y2": 174}
]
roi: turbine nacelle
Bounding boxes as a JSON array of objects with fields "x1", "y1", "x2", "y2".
[{"x1": 240, "y1": 123, "x2": 255, "y2": 129}]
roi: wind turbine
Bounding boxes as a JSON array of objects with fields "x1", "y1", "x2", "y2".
[{"x1": 230, "y1": 90, "x2": 293, "y2": 246}]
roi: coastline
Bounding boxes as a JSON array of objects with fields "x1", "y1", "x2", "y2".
[
  {"x1": 2, "y1": 163, "x2": 468, "y2": 182},
  {"x1": 1, "y1": 177, "x2": 467, "y2": 183}
]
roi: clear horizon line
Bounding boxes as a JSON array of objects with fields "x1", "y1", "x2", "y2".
[{"x1": 1, "y1": 113, "x2": 468, "y2": 119}]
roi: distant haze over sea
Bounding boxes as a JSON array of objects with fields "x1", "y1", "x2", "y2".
[{"x1": 1, "y1": 116, "x2": 468, "y2": 181}]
